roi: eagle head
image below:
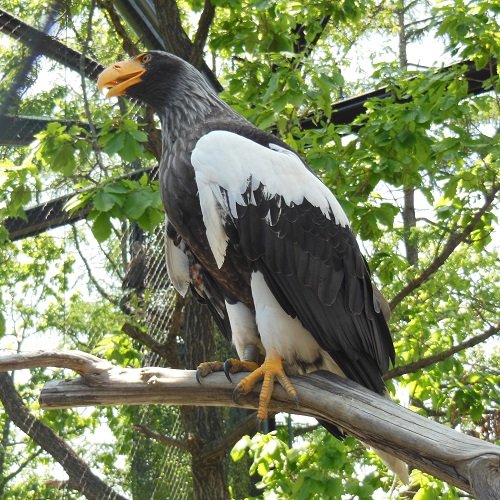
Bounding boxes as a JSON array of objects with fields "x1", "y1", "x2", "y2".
[{"x1": 97, "y1": 51, "x2": 187, "y2": 108}]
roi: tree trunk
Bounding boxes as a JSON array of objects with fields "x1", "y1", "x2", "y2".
[
  {"x1": 181, "y1": 298, "x2": 229, "y2": 500},
  {"x1": 398, "y1": 2, "x2": 419, "y2": 267},
  {"x1": 0, "y1": 410, "x2": 11, "y2": 497}
]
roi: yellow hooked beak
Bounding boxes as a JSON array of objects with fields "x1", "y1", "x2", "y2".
[{"x1": 97, "y1": 57, "x2": 146, "y2": 98}]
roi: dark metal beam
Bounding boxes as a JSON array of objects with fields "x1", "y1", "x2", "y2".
[
  {"x1": 0, "y1": 9, "x2": 103, "y2": 79},
  {"x1": 301, "y1": 59, "x2": 498, "y2": 129},
  {"x1": 4, "y1": 167, "x2": 156, "y2": 241},
  {"x1": 4, "y1": 195, "x2": 92, "y2": 241},
  {"x1": 113, "y1": 0, "x2": 165, "y2": 50},
  {"x1": 0, "y1": 115, "x2": 90, "y2": 146}
]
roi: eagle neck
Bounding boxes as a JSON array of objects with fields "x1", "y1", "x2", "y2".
[{"x1": 158, "y1": 89, "x2": 233, "y2": 152}]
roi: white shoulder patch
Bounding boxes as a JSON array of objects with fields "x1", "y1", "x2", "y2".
[
  {"x1": 164, "y1": 222, "x2": 190, "y2": 296},
  {"x1": 191, "y1": 131, "x2": 349, "y2": 267}
]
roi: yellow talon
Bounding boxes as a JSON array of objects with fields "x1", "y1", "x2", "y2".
[
  {"x1": 224, "y1": 358, "x2": 260, "y2": 374},
  {"x1": 196, "y1": 361, "x2": 225, "y2": 383},
  {"x1": 196, "y1": 358, "x2": 260, "y2": 384},
  {"x1": 235, "y1": 353, "x2": 297, "y2": 420}
]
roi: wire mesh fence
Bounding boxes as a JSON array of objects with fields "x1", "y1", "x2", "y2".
[{"x1": 0, "y1": 3, "x2": 195, "y2": 497}]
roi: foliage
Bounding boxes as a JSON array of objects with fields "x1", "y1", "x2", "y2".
[
  {"x1": 231, "y1": 431, "x2": 384, "y2": 500},
  {"x1": 68, "y1": 173, "x2": 164, "y2": 242}
]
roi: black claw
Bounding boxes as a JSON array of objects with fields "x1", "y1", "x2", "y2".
[
  {"x1": 223, "y1": 359, "x2": 233, "y2": 382},
  {"x1": 232, "y1": 386, "x2": 243, "y2": 405},
  {"x1": 195, "y1": 369, "x2": 203, "y2": 384}
]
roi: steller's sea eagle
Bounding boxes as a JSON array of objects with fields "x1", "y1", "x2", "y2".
[{"x1": 97, "y1": 51, "x2": 407, "y2": 481}]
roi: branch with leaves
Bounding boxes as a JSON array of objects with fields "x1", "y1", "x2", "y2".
[
  {"x1": 390, "y1": 183, "x2": 500, "y2": 310},
  {"x1": 191, "y1": 0, "x2": 216, "y2": 68},
  {"x1": 385, "y1": 322, "x2": 500, "y2": 380}
]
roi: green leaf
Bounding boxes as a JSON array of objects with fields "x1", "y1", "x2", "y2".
[
  {"x1": 52, "y1": 143, "x2": 76, "y2": 175},
  {"x1": 376, "y1": 203, "x2": 398, "y2": 228},
  {"x1": 414, "y1": 486, "x2": 441, "y2": 500},
  {"x1": 101, "y1": 131, "x2": 126, "y2": 156},
  {"x1": 136, "y1": 206, "x2": 164, "y2": 231},
  {"x1": 64, "y1": 192, "x2": 93, "y2": 213},
  {"x1": 123, "y1": 190, "x2": 154, "y2": 219},
  {"x1": 94, "y1": 191, "x2": 117, "y2": 212},
  {"x1": 104, "y1": 182, "x2": 130, "y2": 194},
  {"x1": 91, "y1": 212, "x2": 112, "y2": 242},
  {"x1": 131, "y1": 129, "x2": 148, "y2": 142},
  {"x1": 231, "y1": 435, "x2": 252, "y2": 462},
  {"x1": 120, "y1": 134, "x2": 144, "y2": 162}
]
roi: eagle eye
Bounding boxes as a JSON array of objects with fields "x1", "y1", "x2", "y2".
[{"x1": 139, "y1": 53, "x2": 152, "y2": 64}]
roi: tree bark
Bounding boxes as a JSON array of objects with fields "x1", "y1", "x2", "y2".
[
  {"x1": 397, "y1": 2, "x2": 419, "y2": 267},
  {"x1": 152, "y1": 0, "x2": 222, "y2": 91},
  {"x1": 0, "y1": 410, "x2": 11, "y2": 497}
]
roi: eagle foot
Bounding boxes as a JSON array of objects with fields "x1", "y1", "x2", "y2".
[
  {"x1": 233, "y1": 354, "x2": 297, "y2": 420},
  {"x1": 196, "y1": 358, "x2": 259, "y2": 384},
  {"x1": 223, "y1": 358, "x2": 260, "y2": 382},
  {"x1": 195, "y1": 361, "x2": 225, "y2": 384}
]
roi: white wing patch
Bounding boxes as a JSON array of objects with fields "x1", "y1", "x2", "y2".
[
  {"x1": 164, "y1": 221, "x2": 190, "y2": 296},
  {"x1": 191, "y1": 130, "x2": 349, "y2": 268},
  {"x1": 195, "y1": 175, "x2": 229, "y2": 268}
]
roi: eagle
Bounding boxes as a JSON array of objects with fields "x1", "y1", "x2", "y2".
[{"x1": 97, "y1": 51, "x2": 407, "y2": 481}]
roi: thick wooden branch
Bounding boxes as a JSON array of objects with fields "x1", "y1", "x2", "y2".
[
  {"x1": 1, "y1": 351, "x2": 499, "y2": 499},
  {"x1": 98, "y1": 0, "x2": 140, "y2": 57},
  {"x1": 153, "y1": 0, "x2": 222, "y2": 91}
]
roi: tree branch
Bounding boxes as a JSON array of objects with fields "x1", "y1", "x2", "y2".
[
  {"x1": 390, "y1": 184, "x2": 500, "y2": 310},
  {"x1": 71, "y1": 226, "x2": 120, "y2": 307},
  {"x1": 134, "y1": 424, "x2": 193, "y2": 453},
  {"x1": 153, "y1": 0, "x2": 222, "y2": 91},
  {"x1": 292, "y1": 15, "x2": 331, "y2": 57},
  {"x1": 1, "y1": 350, "x2": 499, "y2": 497},
  {"x1": 0, "y1": 372, "x2": 127, "y2": 500},
  {"x1": 292, "y1": 423, "x2": 320, "y2": 437},
  {"x1": 385, "y1": 323, "x2": 500, "y2": 380},
  {"x1": 79, "y1": 0, "x2": 107, "y2": 176},
  {"x1": 98, "y1": 0, "x2": 140, "y2": 57},
  {"x1": 191, "y1": 0, "x2": 215, "y2": 68},
  {"x1": 121, "y1": 321, "x2": 170, "y2": 360},
  {"x1": 199, "y1": 412, "x2": 258, "y2": 460}
]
